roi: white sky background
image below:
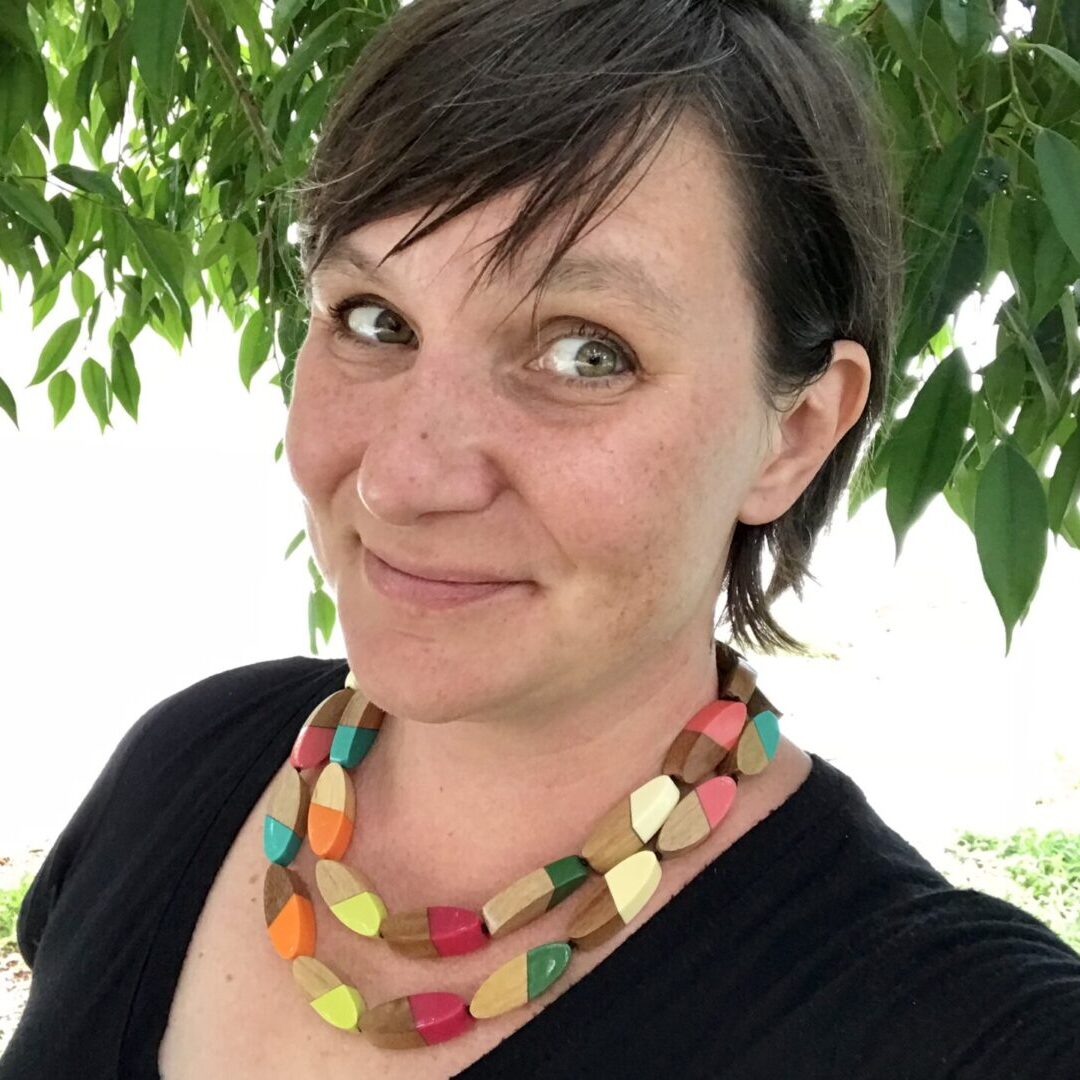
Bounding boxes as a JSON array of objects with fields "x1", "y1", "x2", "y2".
[{"x1": 1, "y1": 259, "x2": 1078, "y2": 861}]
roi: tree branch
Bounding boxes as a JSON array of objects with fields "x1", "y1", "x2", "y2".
[{"x1": 186, "y1": 0, "x2": 281, "y2": 167}]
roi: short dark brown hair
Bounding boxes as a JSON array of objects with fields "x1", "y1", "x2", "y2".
[{"x1": 297, "y1": 0, "x2": 905, "y2": 652}]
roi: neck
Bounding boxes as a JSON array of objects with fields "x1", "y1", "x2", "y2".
[{"x1": 349, "y1": 631, "x2": 723, "y2": 904}]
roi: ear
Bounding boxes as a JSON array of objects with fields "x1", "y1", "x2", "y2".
[{"x1": 738, "y1": 340, "x2": 872, "y2": 527}]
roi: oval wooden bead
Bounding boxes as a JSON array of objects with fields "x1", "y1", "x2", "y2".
[
  {"x1": 481, "y1": 855, "x2": 590, "y2": 938},
  {"x1": 308, "y1": 762, "x2": 356, "y2": 859},
  {"x1": 720, "y1": 655, "x2": 757, "y2": 705},
  {"x1": 291, "y1": 688, "x2": 355, "y2": 769},
  {"x1": 656, "y1": 774, "x2": 738, "y2": 859},
  {"x1": 380, "y1": 907, "x2": 489, "y2": 958},
  {"x1": 734, "y1": 709, "x2": 780, "y2": 775},
  {"x1": 468, "y1": 942, "x2": 572, "y2": 1019},
  {"x1": 567, "y1": 850, "x2": 661, "y2": 950},
  {"x1": 330, "y1": 692, "x2": 384, "y2": 768},
  {"x1": 263, "y1": 767, "x2": 310, "y2": 866},
  {"x1": 661, "y1": 699, "x2": 748, "y2": 784},
  {"x1": 292, "y1": 955, "x2": 366, "y2": 1031},
  {"x1": 264, "y1": 864, "x2": 316, "y2": 959},
  {"x1": 360, "y1": 992, "x2": 474, "y2": 1049},
  {"x1": 315, "y1": 859, "x2": 388, "y2": 937},
  {"x1": 344, "y1": 668, "x2": 358, "y2": 690},
  {"x1": 580, "y1": 775, "x2": 679, "y2": 874}
]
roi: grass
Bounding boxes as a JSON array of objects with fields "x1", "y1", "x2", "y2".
[
  {"x1": 0, "y1": 876, "x2": 32, "y2": 953},
  {"x1": 945, "y1": 828, "x2": 1080, "y2": 952}
]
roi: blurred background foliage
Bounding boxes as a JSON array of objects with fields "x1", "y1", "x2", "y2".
[{"x1": 0, "y1": 0, "x2": 1078, "y2": 652}]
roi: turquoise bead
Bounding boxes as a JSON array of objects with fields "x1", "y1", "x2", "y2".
[
  {"x1": 752, "y1": 709, "x2": 780, "y2": 760},
  {"x1": 330, "y1": 724, "x2": 379, "y2": 768},
  {"x1": 264, "y1": 815, "x2": 302, "y2": 865}
]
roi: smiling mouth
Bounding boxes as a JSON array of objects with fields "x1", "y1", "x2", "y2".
[{"x1": 361, "y1": 546, "x2": 533, "y2": 609}]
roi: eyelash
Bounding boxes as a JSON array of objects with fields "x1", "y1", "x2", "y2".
[{"x1": 325, "y1": 294, "x2": 639, "y2": 392}]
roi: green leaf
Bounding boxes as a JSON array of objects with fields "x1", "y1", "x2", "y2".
[
  {"x1": 47, "y1": 370, "x2": 76, "y2": 426},
  {"x1": 1028, "y1": 44, "x2": 1080, "y2": 91},
  {"x1": 0, "y1": 46, "x2": 46, "y2": 155},
  {"x1": 1034, "y1": 128, "x2": 1080, "y2": 268},
  {"x1": 897, "y1": 114, "x2": 987, "y2": 361},
  {"x1": 238, "y1": 308, "x2": 272, "y2": 389},
  {"x1": 263, "y1": 11, "x2": 351, "y2": 126},
  {"x1": 132, "y1": 0, "x2": 186, "y2": 102},
  {"x1": 52, "y1": 164, "x2": 124, "y2": 205},
  {"x1": 71, "y1": 269, "x2": 95, "y2": 316},
  {"x1": 31, "y1": 287, "x2": 59, "y2": 329},
  {"x1": 1048, "y1": 425, "x2": 1080, "y2": 533},
  {"x1": 274, "y1": 437, "x2": 285, "y2": 463},
  {"x1": 110, "y1": 333, "x2": 141, "y2": 421},
  {"x1": 974, "y1": 442, "x2": 1048, "y2": 652},
  {"x1": 886, "y1": 350, "x2": 973, "y2": 554},
  {"x1": 0, "y1": 373, "x2": 16, "y2": 428},
  {"x1": 129, "y1": 218, "x2": 188, "y2": 310},
  {"x1": 883, "y1": 0, "x2": 930, "y2": 44},
  {"x1": 284, "y1": 528, "x2": 305, "y2": 560},
  {"x1": 940, "y1": 0, "x2": 997, "y2": 55},
  {"x1": 29, "y1": 318, "x2": 81, "y2": 386},
  {"x1": 0, "y1": 0, "x2": 38, "y2": 55},
  {"x1": 308, "y1": 588, "x2": 336, "y2": 649},
  {"x1": 80, "y1": 358, "x2": 111, "y2": 432},
  {"x1": 0, "y1": 180, "x2": 66, "y2": 248}
]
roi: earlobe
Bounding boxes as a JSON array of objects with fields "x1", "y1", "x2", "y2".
[{"x1": 737, "y1": 340, "x2": 872, "y2": 527}]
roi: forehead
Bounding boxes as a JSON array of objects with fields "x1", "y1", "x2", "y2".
[{"x1": 316, "y1": 116, "x2": 746, "y2": 327}]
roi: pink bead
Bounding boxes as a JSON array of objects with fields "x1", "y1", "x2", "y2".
[
  {"x1": 428, "y1": 906, "x2": 488, "y2": 957},
  {"x1": 685, "y1": 699, "x2": 746, "y2": 751},
  {"x1": 696, "y1": 774, "x2": 738, "y2": 829},
  {"x1": 410, "y1": 992, "x2": 475, "y2": 1045},
  {"x1": 290, "y1": 724, "x2": 335, "y2": 769}
]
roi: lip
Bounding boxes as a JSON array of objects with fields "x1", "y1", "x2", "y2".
[
  {"x1": 364, "y1": 545, "x2": 523, "y2": 584},
  {"x1": 362, "y1": 547, "x2": 531, "y2": 610}
]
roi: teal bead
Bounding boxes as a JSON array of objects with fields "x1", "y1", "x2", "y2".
[
  {"x1": 264, "y1": 815, "x2": 302, "y2": 865},
  {"x1": 330, "y1": 724, "x2": 379, "y2": 768},
  {"x1": 752, "y1": 709, "x2": 780, "y2": 760}
]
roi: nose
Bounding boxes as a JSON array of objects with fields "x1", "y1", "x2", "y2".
[{"x1": 356, "y1": 352, "x2": 505, "y2": 527}]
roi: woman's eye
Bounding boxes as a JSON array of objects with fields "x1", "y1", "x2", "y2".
[
  {"x1": 539, "y1": 325, "x2": 637, "y2": 389},
  {"x1": 330, "y1": 297, "x2": 415, "y2": 346}
]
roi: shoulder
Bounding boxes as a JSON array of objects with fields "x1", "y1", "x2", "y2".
[{"x1": 16, "y1": 654, "x2": 345, "y2": 968}]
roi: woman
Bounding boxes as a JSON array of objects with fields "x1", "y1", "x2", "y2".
[{"x1": 5, "y1": 0, "x2": 1080, "y2": 1077}]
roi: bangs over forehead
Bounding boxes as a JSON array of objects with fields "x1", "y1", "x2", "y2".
[{"x1": 297, "y1": 0, "x2": 745, "y2": 314}]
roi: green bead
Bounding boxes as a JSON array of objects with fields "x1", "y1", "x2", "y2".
[
  {"x1": 544, "y1": 855, "x2": 590, "y2": 907},
  {"x1": 525, "y1": 942, "x2": 572, "y2": 1001},
  {"x1": 330, "y1": 724, "x2": 378, "y2": 768}
]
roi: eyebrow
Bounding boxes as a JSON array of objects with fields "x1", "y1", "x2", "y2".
[{"x1": 318, "y1": 239, "x2": 688, "y2": 336}]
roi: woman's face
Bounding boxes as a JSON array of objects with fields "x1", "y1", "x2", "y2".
[{"x1": 285, "y1": 116, "x2": 778, "y2": 724}]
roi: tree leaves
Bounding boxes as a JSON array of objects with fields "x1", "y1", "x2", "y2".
[
  {"x1": 1049, "y1": 426, "x2": 1080, "y2": 533},
  {"x1": 80, "y1": 358, "x2": 111, "y2": 432},
  {"x1": 0, "y1": 180, "x2": 66, "y2": 249},
  {"x1": 1034, "y1": 129, "x2": 1080, "y2": 268},
  {"x1": 887, "y1": 350, "x2": 973, "y2": 555},
  {"x1": 48, "y1": 370, "x2": 76, "y2": 427},
  {"x1": 239, "y1": 308, "x2": 272, "y2": 389},
  {"x1": 132, "y1": 0, "x2": 186, "y2": 104},
  {"x1": 110, "y1": 333, "x2": 141, "y2": 421},
  {"x1": 29, "y1": 318, "x2": 81, "y2": 386},
  {"x1": 974, "y1": 443, "x2": 1048, "y2": 652}
]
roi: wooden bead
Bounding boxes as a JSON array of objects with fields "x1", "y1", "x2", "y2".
[
  {"x1": 580, "y1": 775, "x2": 680, "y2": 874},
  {"x1": 661, "y1": 699, "x2": 747, "y2": 784},
  {"x1": 330, "y1": 692, "x2": 384, "y2": 768},
  {"x1": 360, "y1": 992, "x2": 474, "y2": 1049},
  {"x1": 290, "y1": 688, "x2": 354, "y2": 769},
  {"x1": 656, "y1": 775, "x2": 738, "y2": 859},
  {"x1": 481, "y1": 855, "x2": 590, "y2": 938},
  {"x1": 567, "y1": 850, "x2": 661, "y2": 950},
  {"x1": 720, "y1": 655, "x2": 757, "y2": 704},
  {"x1": 264, "y1": 864, "x2": 316, "y2": 959},
  {"x1": 733, "y1": 709, "x2": 780, "y2": 775},
  {"x1": 263, "y1": 767, "x2": 310, "y2": 866},
  {"x1": 344, "y1": 668, "x2": 358, "y2": 690},
  {"x1": 380, "y1": 907, "x2": 489, "y2": 958},
  {"x1": 308, "y1": 762, "x2": 356, "y2": 859},
  {"x1": 292, "y1": 955, "x2": 366, "y2": 1031},
  {"x1": 468, "y1": 942, "x2": 572, "y2": 1019},
  {"x1": 315, "y1": 859, "x2": 388, "y2": 937}
]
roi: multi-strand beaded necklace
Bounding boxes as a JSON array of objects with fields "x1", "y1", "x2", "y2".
[{"x1": 261, "y1": 640, "x2": 780, "y2": 1050}]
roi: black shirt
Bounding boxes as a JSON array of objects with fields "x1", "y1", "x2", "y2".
[{"x1": 3, "y1": 655, "x2": 1079, "y2": 1079}]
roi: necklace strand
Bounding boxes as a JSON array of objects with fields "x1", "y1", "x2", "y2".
[{"x1": 261, "y1": 640, "x2": 781, "y2": 1050}]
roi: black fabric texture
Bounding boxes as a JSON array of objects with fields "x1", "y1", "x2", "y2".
[{"x1": 3, "y1": 654, "x2": 1079, "y2": 1079}]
